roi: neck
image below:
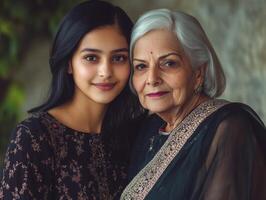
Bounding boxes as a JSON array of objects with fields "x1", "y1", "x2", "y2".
[
  {"x1": 49, "y1": 89, "x2": 108, "y2": 133},
  {"x1": 158, "y1": 94, "x2": 210, "y2": 132}
]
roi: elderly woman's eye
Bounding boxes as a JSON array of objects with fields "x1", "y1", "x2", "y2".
[
  {"x1": 134, "y1": 63, "x2": 146, "y2": 71},
  {"x1": 161, "y1": 60, "x2": 178, "y2": 68}
]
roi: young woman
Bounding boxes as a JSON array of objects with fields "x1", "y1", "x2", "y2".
[{"x1": 0, "y1": 1, "x2": 145, "y2": 199}]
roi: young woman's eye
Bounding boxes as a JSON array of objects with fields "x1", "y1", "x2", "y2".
[
  {"x1": 134, "y1": 63, "x2": 147, "y2": 71},
  {"x1": 84, "y1": 55, "x2": 98, "y2": 62},
  {"x1": 112, "y1": 55, "x2": 128, "y2": 63}
]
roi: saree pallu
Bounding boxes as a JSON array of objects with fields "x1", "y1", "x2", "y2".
[{"x1": 122, "y1": 99, "x2": 266, "y2": 200}]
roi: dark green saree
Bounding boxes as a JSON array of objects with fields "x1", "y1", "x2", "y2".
[{"x1": 121, "y1": 99, "x2": 266, "y2": 200}]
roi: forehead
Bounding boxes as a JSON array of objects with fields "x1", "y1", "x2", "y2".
[
  {"x1": 78, "y1": 25, "x2": 128, "y2": 49},
  {"x1": 133, "y1": 29, "x2": 183, "y2": 57}
]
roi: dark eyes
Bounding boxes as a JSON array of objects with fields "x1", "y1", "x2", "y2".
[
  {"x1": 134, "y1": 59, "x2": 179, "y2": 71},
  {"x1": 160, "y1": 60, "x2": 179, "y2": 68},
  {"x1": 134, "y1": 63, "x2": 147, "y2": 71},
  {"x1": 84, "y1": 55, "x2": 98, "y2": 62},
  {"x1": 112, "y1": 55, "x2": 128, "y2": 63},
  {"x1": 83, "y1": 54, "x2": 128, "y2": 63}
]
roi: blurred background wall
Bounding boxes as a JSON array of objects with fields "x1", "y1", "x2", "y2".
[{"x1": 0, "y1": 0, "x2": 265, "y2": 168}]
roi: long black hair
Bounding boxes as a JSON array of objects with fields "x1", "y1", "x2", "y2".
[{"x1": 29, "y1": 0, "x2": 146, "y2": 147}]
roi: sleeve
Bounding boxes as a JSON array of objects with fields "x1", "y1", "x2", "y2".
[
  {"x1": 0, "y1": 122, "x2": 55, "y2": 200},
  {"x1": 197, "y1": 111, "x2": 266, "y2": 200}
]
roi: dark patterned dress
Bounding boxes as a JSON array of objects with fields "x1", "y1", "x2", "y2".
[{"x1": 0, "y1": 112, "x2": 128, "y2": 200}]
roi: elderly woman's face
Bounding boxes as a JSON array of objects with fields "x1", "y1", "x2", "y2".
[{"x1": 132, "y1": 29, "x2": 200, "y2": 114}]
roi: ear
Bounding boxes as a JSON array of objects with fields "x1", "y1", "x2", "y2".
[
  {"x1": 194, "y1": 63, "x2": 206, "y2": 89},
  {"x1": 68, "y1": 61, "x2": 73, "y2": 74}
]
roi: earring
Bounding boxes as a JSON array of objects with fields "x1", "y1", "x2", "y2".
[{"x1": 195, "y1": 84, "x2": 203, "y2": 94}]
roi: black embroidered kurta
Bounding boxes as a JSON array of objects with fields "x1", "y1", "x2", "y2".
[{"x1": 0, "y1": 112, "x2": 128, "y2": 200}]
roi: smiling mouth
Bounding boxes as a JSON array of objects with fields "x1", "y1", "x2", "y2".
[
  {"x1": 146, "y1": 91, "x2": 169, "y2": 98},
  {"x1": 92, "y1": 82, "x2": 116, "y2": 91}
]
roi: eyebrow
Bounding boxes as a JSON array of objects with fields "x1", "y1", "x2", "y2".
[
  {"x1": 158, "y1": 52, "x2": 182, "y2": 60},
  {"x1": 80, "y1": 48, "x2": 129, "y2": 53},
  {"x1": 133, "y1": 52, "x2": 182, "y2": 63}
]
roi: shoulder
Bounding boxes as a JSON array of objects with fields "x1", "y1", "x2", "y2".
[
  {"x1": 208, "y1": 101, "x2": 265, "y2": 128},
  {"x1": 2, "y1": 113, "x2": 56, "y2": 177},
  {"x1": 12, "y1": 112, "x2": 49, "y2": 137},
  {"x1": 1, "y1": 113, "x2": 56, "y2": 199},
  {"x1": 209, "y1": 101, "x2": 266, "y2": 147},
  {"x1": 199, "y1": 100, "x2": 265, "y2": 142},
  {"x1": 7, "y1": 112, "x2": 54, "y2": 155}
]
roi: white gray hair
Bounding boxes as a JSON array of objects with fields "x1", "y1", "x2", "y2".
[{"x1": 130, "y1": 9, "x2": 226, "y2": 97}]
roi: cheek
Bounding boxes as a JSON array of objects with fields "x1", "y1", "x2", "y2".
[
  {"x1": 76, "y1": 68, "x2": 95, "y2": 80},
  {"x1": 72, "y1": 60, "x2": 95, "y2": 78},
  {"x1": 170, "y1": 76, "x2": 195, "y2": 101}
]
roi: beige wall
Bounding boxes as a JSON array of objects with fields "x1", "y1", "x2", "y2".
[{"x1": 17, "y1": 0, "x2": 266, "y2": 123}]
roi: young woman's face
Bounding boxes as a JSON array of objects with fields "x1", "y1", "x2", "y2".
[{"x1": 69, "y1": 25, "x2": 130, "y2": 105}]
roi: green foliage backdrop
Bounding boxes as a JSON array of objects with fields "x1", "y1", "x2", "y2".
[{"x1": 0, "y1": 0, "x2": 84, "y2": 168}]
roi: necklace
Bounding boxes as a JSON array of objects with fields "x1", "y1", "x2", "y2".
[{"x1": 148, "y1": 136, "x2": 155, "y2": 152}]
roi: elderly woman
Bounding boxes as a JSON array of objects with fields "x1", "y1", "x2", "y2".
[{"x1": 121, "y1": 9, "x2": 266, "y2": 200}]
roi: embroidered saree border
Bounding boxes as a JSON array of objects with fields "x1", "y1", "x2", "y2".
[{"x1": 120, "y1": 99, "x2": 229, "y2": 200}]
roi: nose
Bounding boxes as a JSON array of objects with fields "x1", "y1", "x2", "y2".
[
  {"x1": 98, "y1": 60, "x2": 112, "y2": 79},
  {"x1": 146, "y1": 66, "x2": 162, "y2": 86}
]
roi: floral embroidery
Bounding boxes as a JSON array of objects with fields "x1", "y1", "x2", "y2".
[{"x1": 1, "y1": 112, "x2": 127, "y2": 199}]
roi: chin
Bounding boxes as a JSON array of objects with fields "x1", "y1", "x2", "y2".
[
  {"x1": 145, "y1": 104, "x2": 171, "y2": 114},
  {"x1": 96, "y1": 98, "x2": 117, "y2": 104},
  {"x1": 89, "y1": 94, "x2": 117, "y2": 104},
  {"x1": 141, "y1": 99, "x2": 170, "y2": 112}
]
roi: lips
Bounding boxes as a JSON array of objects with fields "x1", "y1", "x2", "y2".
[
  {"x1": 146, "y1": 91, "x2": 169, "y2": 98},
  {"x1": 92, "y1": 82, "x2": 116, "y2": 91}
]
